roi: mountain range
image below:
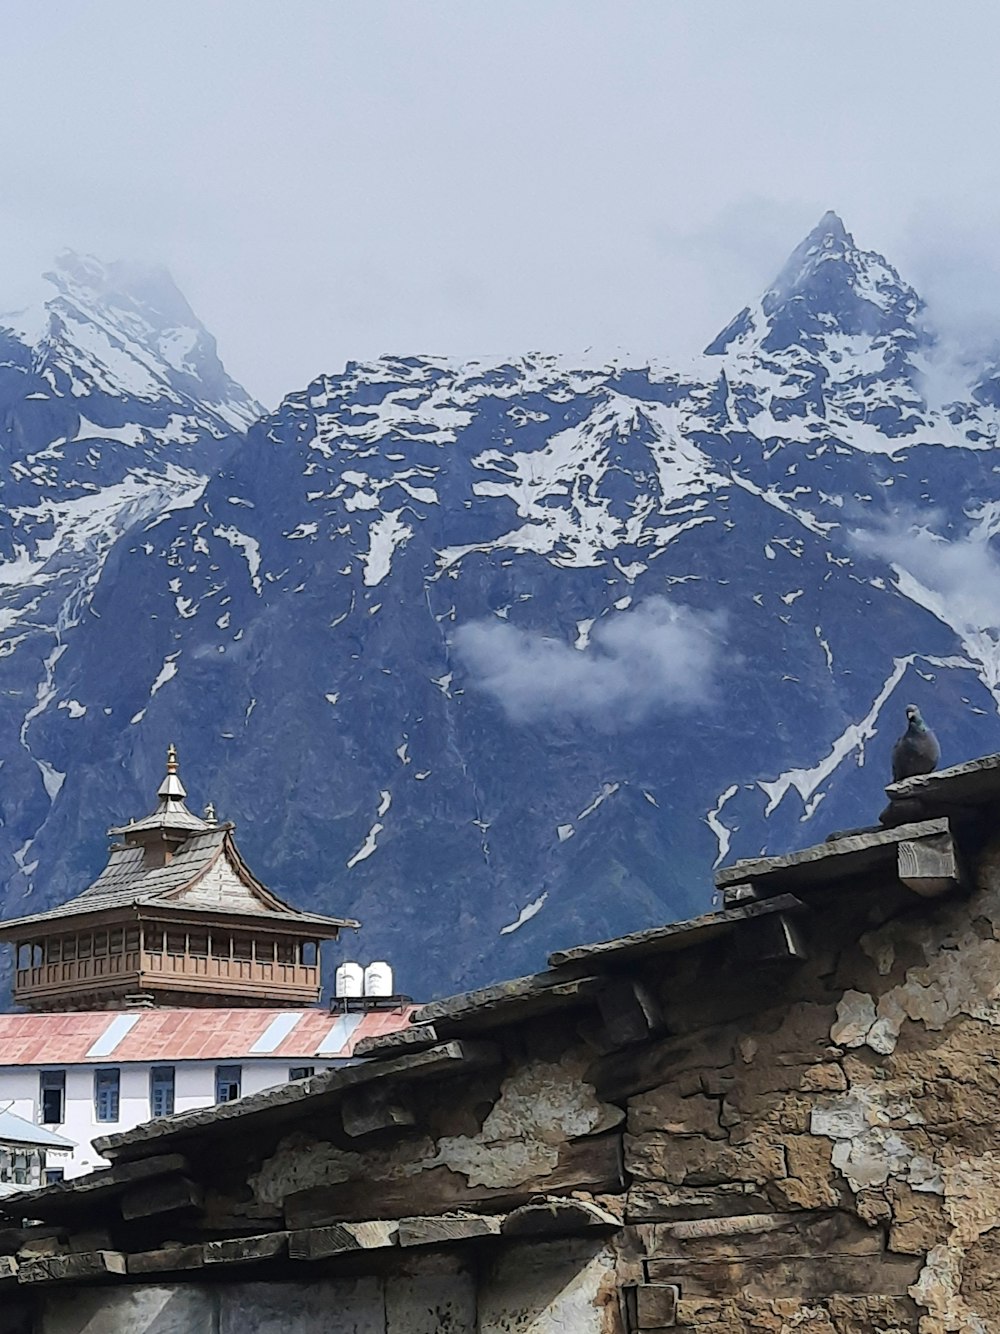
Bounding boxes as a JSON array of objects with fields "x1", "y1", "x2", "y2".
[{"x1": 1, "y1": 216, "x2": 999, "y2": 1001}]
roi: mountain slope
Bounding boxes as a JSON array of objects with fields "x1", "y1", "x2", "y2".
[
  {"x1": 2, "y1": 219, "x2": 1000, "y2": 1000},
  {"x1": 0, "y1": 253, "x2": 261, "y2": 937}
]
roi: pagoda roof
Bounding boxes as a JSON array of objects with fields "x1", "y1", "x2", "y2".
[
  {"x1": 108, "y1": 804, "x2": 210, "y2": 837},
  {"x1": 107, "y1": 741, "x2": 211, "y2": 838},
  {"x1": 0, "y1": 827, "x2": 355, "y2": 937},
  {"x1": 0, "y1": 750, "x2": 357, "y2": 939}
]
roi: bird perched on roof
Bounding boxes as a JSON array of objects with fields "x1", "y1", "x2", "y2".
[{"x1": 891, "y1": 704, "x2": 940, "y2": 782}]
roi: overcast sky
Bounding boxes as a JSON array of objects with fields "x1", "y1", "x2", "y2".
[{"x1": 2, "y1": 1, "x2": 998, "y2": 406}]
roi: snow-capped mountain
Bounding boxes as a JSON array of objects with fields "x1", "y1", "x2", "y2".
[
  {"x1": 2, "y1": 217, "x2": 1000, "y2": 1001},
  {"x1": 0, "y1": 252, "x2": 260, "y2": 941}
]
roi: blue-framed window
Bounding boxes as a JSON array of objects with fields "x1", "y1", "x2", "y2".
[
  {"x1": 94, "y1": 1068, "x2": 120, "y2": 1122},
  {"x1": 215, "y1": 1065, "x2": 242, "y2": 1104},
  {"x1": 150, "y1": 1066, "x2": 175, "y2": 1118}
]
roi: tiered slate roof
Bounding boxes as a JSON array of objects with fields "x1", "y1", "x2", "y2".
[
  {"x1": 0, "y1": 746, "x2": 358, "y2": 1009},
  {"x1": 0, "y1": 746, "x2": 356, "y2": 936}
]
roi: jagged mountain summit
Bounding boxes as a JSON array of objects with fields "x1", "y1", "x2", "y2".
[
  {"x1": 1, "y1": 218, "x2": 1000, "y2": 1001},
  {"x1": 1, "y1": 251, "x2": 258, "y2": 427},
  {"x1": 0, "y1": 251, "x2": 261, "y2": 576}
]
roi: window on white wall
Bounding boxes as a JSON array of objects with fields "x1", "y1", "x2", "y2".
[
  {"x1": 289, "y1": 1066, "x2": 314, "y2": 1081},
  {"x1": 215, "y1": 1065, "x2": 242, "y2": 1103},
  {"x1": 150, "y1": 1066, "x2": 175, "y2": 1118},
  {"x1": 94, "y1": 1068, "x2": 120, "y2": 1122},
  {"x1": 39, "y1": 1070, "x2": 65, "y2": 1124}
]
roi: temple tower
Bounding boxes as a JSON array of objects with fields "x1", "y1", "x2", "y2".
[{"x1": 0, "y1": 747, "x2": 355, "y2": 1011}]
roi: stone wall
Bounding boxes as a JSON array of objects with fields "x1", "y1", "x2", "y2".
[
  {"x1": 13, "y1": 826, "x2": 1000, "y2": 1332},
  {"x1": 602, "y1": 841, "x2": 1000, "y2": 1331},
  {"x1": 34, "y1": 1243, "x2": 619, "y2": 1334}
]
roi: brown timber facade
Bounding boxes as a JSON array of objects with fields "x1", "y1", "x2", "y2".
[{"x1": 10, "y1": 916, "x2": 324, "y2": 1010}]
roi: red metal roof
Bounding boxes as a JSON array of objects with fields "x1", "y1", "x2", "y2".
[{"x1": 0, "y1": 1006, "x2": 413, "y2": 1065}]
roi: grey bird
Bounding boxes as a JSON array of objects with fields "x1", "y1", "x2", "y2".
[{"x1": 891, "y1": 704, "x2": 941, "y2": 782}]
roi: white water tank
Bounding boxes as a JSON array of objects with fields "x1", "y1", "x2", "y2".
[
  {"x1": 364, "y1": 961, "x2": 393, "y2": 997},
  {"x1": 335, "y1": 961, "x2": 364, "y2": 998}
]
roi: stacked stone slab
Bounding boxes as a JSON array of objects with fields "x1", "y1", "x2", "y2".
[{"x1": 4, "y1": 753, "x2": 1000, "y2": 1331}]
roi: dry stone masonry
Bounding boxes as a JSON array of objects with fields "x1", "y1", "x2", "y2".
[{"x1": 6, "y1": 753, "x2": 1000, "y2": 1331}]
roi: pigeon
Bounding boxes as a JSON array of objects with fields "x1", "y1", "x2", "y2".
[{"x1": 891, "y1": 704, "x2": 940, "y2": 782}]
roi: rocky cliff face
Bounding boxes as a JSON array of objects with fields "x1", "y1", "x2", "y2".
[
  {"x1": 2, "y1": 220, "x2": 1000, "y2": 1000},
  {"x1": 0, "y1": 253, "x2": 260, "y2": 994}
]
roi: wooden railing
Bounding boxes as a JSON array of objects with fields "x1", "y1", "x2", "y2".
[
  {"x1": 16, "y1": 951, "x2": 142, "y2": 994},
  {"x1": 14, "y1": 949, "x2": 319, "y2": 1004},
  {"x1": 142, "y1": 951, "x2": 318, "y2": 990}
]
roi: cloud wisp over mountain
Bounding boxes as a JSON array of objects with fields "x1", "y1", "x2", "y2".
[
  {"x1": 452, "y1": 597, "x2": 727, "y2": 727},
  {"x1": 849, "y1": 510, "x2": 1000, "y2": 635}
]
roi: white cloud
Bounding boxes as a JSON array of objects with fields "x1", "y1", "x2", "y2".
[
  {"x1": 897, "y1": 210, "x2": 1000, "y2": 407},
  {"x1": 452, "y1": 597, "x2": 726, "y2": 727},
  {"x1": 848, "y1": 508, "x2": 1000, "y2": 633},
  {"x1": 4, "y1": 5, "x2": 1000, "y2": 402}
]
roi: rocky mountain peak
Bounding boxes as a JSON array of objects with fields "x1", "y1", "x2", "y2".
[
  {"x1": 705, "y1": 212, "x2": 921, "y2": 361},
  {"x1": 45, "y1": 251, "x2": 202, "y2": 341},
  {"x1": 1, "y1": 251, "x2": 261, "y2": 432},
  {"x1": 699, "y1": 214, "x2": 941, "y2": 444},
  {"x1": 2, "y1": 216, "x2": 1000, "y2": 1004}
]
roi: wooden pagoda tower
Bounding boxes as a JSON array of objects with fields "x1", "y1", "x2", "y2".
[{"x1": 0, "y1": 747, "x2": 356, "y2": 1012}]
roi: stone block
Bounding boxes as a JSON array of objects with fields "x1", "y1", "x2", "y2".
[
  {"x1": 800, "y1": 1062, "x2": 848, "y2": 1092},
  {"x1": 385, "y1": 1261, "x2": 476, "y2": 1333},
  {"x1": 824, "y1": 1292, "x2": 922, "y2": 1330},
  {"x1": 18, "y1": 1251, "x2": 126, "y2": 1284},
  {"x1": 626, "y1": 1179, "x2": 770, "y2": 1223},
  {"x1": 699, "y1": 1070, "x2": 736, "y2": 1097},
  {"x1": 888, "y1": 1182, "x2": 947, "y2": 1255},
  {"x1": 627, "y1": 1086, "x2": 725, "y2": 1138},
  {"x1": 770, "y1": 1135, "x2": 841, "y2": 1209},
  {"x1": 218, "y1": 1278, "x2": 385, "y2": 1334},
  {"x1": 726, "y1": 1092, "x2": 812, "y2": 1141},
  {"x1": 625, "y1": 1131, "x2": 786, "y2": 1187},
  {"x1": 635, "y1": 1281, "x2": 679, "y2": 1327},
  {"x1": 646, "y1": 1252, "x2": 923, "y2": 1301},
  {"x1": 40, "y1": 1286, "x2": 215, "y2": 1334},
  {"x1": 16, "y1": 1237, "x2": 64, "y2": 1259},
  {"x1": 674, "y1": 1296, "x2": 739, "y2": 1327},
  {"x1": 644, "y1": 1210, "x2": 881, "y2": 1262}
]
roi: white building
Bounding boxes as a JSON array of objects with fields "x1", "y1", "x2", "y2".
[
  {"x1": 0, "y1": 749, "x2": 412, "y2": 1179},
  {"x1": 0, "y1": 1004, "x2": 411, "y2": 1178},
  {"x1": 0, "y1": 1106, "x2": 73, "y2": 1192}
]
